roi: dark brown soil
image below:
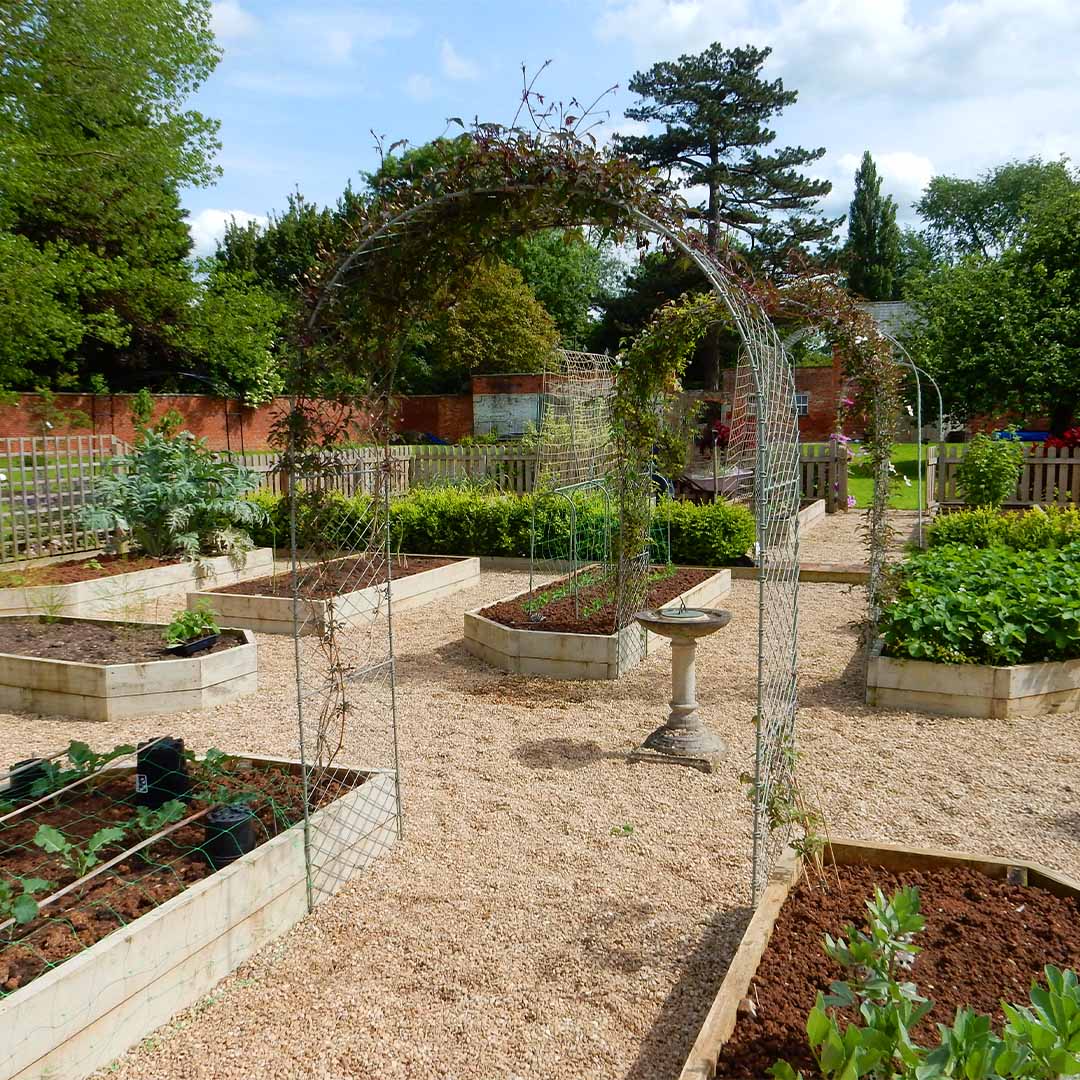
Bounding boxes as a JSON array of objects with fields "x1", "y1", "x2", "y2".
[
  {"x1": 0, "y1": 617, "x2": 243, "y2": 664},
  {"x1": 0, "y1": 760, "x2": 362, "y2": 995},
  {"x1": 480, "y1": 566, "x2": 718, "y2": 634},
  {"x1": 211, "y1": 554, "x2": 460, "y2": 600},
  {"x1": 713, "y1": 863, "x2": 1080, "y2": 1080},
  {"x1": 0, "y1": 554, "x2": 177, "y2": 589}
]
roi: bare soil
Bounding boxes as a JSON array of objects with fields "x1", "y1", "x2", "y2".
[
  {"x1": 0, "y1": 618, "x2": 244, "y2": 664},
  {"x1": 0, "y1": 761, "x2": 360, "y2": 994},
  {"x1": 714, "y1": 863, "x2": 1080, "y2": 1079},
  {"x1": 480, "y1": 565, "x2": 718, "y2": 633},
  {"x1": 211, "y1": 554, "x2": 460, "y2": 600},
  {"x1": 0, "y1": 554, "x2": 177, "y2": 589}
]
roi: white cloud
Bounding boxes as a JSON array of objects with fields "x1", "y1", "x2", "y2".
[
  {"x1": 283, "y1": 10, "x2": 419, "y2": 65},
  {"x1": 440, "y1": 39, "x2": 479, "y2": 81},
  {"x1": 188, "y1": 209, "x2": 268, "y2": 258},
  {"x1": 405, "y1": 73, "x2": 435, "y2": 103},
  {"x1": 211, "y1": 1, "x2": 258, "y2": 43}
]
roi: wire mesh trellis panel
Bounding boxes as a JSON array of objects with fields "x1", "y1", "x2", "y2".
[{"x1": 288, "y1": 451, "x2": 402, "y2": 908}]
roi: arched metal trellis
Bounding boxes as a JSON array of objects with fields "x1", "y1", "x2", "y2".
[{"x1": 289, "y1": 182, "x2": 802, "y2": 904}]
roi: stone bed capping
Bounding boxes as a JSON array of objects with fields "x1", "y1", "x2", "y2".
[
  {"x1": 679, "y1": 837, "x2": 1080, "y2": 1080},
  {"x1": 463, "y1": 568, "x2": 732, "y2": 680},
  {"x1": 0, "y1": 549, "x2": 275, "y2": 620},
  {"x1": 865, "y1": 637, "x2": 1080, "y2": 718},
  {"x1": 0, "y1": 760, "x2": 398, "y2": 1080},
  {"x1": 0, "y1": 617, "x2": 258, "y2": 720},
  {"x1": 188, "y1": 555, "x2": 481, "y2": 635}
]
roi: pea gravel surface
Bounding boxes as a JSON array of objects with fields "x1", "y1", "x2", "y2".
[{"x1": 0, "y1": 554, "x2": 1075, "y2": 1080}]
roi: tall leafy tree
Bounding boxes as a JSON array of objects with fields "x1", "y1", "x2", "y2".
[
  {"x1": 845, "y1": 152, "x2": 901, "y2": 300},
  {"x1": 916, "y1": 158, "x2": 1076, "y2": 261},
  {"x1": 614, "y1": 43, "x2": 840, "y2": 259},
  {"x1": 0, "y1": 0, "x2": 221, "y2": 389},
  {"x1": 907, "y1": 183, "x2": 1080, "y2": 434}
]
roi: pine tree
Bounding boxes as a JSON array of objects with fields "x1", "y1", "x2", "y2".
[
  {"x1": 846, "y1": 152, "x2": 902, "y2": 300},
  {"x1": 614, "y1": 43, "x2": 840, "y2": 260}
]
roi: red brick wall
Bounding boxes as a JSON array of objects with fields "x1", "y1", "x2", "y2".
[
  {"x1": 394, "y1": 395, "x2": 473, "y2": 442},
  {"x1": 717, "y1": 364, "x2": 842, "y2": 440},
  {"x1": 471, "y1": 373, "x2": 543, "y2": 395},
  {"x1": 0, "y1": 393, "x2": 290, "y2": 451}
]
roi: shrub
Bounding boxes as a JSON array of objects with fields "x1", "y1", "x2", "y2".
[
  {"x1": 248, "y1": 489, "x2": 756, "y2": 565},
  {"x1": 927, "y1": 506, "x2": 1080, "y2": 550},
  {"x1": 84, "y1": 430, "x2": 266, "y2": 559},
  {"x1": 955, "y1": 431, "x2": 1024, "y2": 508},
  {"x1": 879, "y1": 542, "x2": 1080, "y2": 665}
]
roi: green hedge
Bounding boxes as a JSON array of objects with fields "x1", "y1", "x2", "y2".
[
  {"x1": 926, "y1": 506, "x2": 1080, "y2": 550},
  {"x1": 247, "y1": 488, "x2": 755, "y2": 566},
  {"x1": 880, "y1": 542, "x2": 1080, "y2": 665}
]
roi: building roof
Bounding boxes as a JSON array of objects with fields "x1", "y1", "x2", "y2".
[{"x1": 859, "y1": 300, "x2": 918, "y2": 339}]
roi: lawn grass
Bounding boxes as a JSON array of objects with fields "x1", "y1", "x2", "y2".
[{"x1": 804, "y1": 441, "x2": 931, "y2": 510}]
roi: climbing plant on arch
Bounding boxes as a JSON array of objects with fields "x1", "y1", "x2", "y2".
[{"x1": 280, "y1": 123, "x2": 804, "y2": 902}]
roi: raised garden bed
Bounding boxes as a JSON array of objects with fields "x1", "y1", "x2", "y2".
[
  {"x1": 188, "y1": 553, "x2": 480, "y2": 635},
  {"x1": 464, "y1": 565, "x2": 732, "y2": 680},
  {"x1": 0, "y1": 549, "x2": 274, "y2": 620},
  {"x1": 0, "y1": 616, "x2": 256, "y2": 720},
  {"x1": 0, "y1": 748, "x2": 397, "y2": 1080},
  {"x1": 681, "y1": 838, "x2": 1080, "y2": 1080},
  {"x1": 866, "y1": 637, "x2": 1080, "y2": 718}
]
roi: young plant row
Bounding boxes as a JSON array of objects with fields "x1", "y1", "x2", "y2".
[{"x1": 772, "y1": 885, "x2": 1080, "y2": 1080}]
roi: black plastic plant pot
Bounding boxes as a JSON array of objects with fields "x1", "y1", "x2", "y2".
[
  {"x1": 5, "y1": 758, "x2": 46, "y2": 804},
  {"x1": 202, "y1": 806, "x2": 256, "y2": 870},
  {"x1": 135, "y1": 737, "x2": 192, "y2": 809},
  {"x1": 165, "y1": 633, "x2": 220, "y2": 657}
]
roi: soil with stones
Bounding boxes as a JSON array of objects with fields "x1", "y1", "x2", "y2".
[
  {"x1": 713, "y1": 863, "x2": 1080, "y2": 1080},
  {"x1": 480, "y1": 565, "x2": 719, "y2": 633},
  {"x1": 0, "y1": 554, "x2": 178, "y2": 589},
  {"x1": 212, "y1": 554, "x2": 460, "y2": 600},
  {"x1": 0, "y1": 761, "x2": 359, "y2": 994},
  {"x1": 0, "y1": 618, "x2": 244, "y2": 664}
]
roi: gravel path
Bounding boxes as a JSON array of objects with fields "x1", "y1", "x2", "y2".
[
  {"x1": 0, "y1": 541, "x2": 1076, "y2": 1079},
  {"x1": 799, "y1": 508, "x2": 923, "y2": 563}
]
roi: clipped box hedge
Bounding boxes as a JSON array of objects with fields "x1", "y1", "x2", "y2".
[
  {"x1": 247, "y1": 488, "x2": 756, "y2": 567},
  {"x1": 927, "y1": 506, "x2": 1080, "y2": 551}
]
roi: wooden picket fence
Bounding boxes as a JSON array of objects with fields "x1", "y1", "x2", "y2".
[
  {"x1": 798, "y1": 442, "x2": 849, "y2": 513},
  {"x1": 230, "y1": 446, "x2": 412, "y2": 498},
  {"x1": 406, "y1": 444, "x2": 537, "y2": 494},
  {"x1": 929, "y1": 443, "x2": 1080, "y2": 507}
]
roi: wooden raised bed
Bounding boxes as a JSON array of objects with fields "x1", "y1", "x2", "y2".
[
  {"x1": 0, "y1": 617, "x2": 257, "y2": 720},
  {"x1": 464, "y1": 568, "x2": 732, "y2": 680},
  {"x1": 0, "y1": 549, "x2": 274, "y2": 619},
  {"x1": 188, "y1": 554, "x2": 481, "y2": 635},
  {"x1": 680, "y1": 838, "x2": 1080, "y2": 1080},
  {"x1": 866, "y1": 637, "x2": 1080, "y2": 717},
  {"x1": 1, "y1": 758, "x2": 399, "y2": 1080}
]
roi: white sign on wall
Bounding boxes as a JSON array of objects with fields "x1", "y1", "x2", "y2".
[{"x1": 473, "y1": 393, "x2": 540, "y2": 437}]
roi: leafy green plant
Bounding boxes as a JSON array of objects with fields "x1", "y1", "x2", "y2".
[
  {"x1": 956, "y1": 431, "x2": 1024, "y2": 509},
  {"x1": 84, "y1": 558, "x2": 103, "y2": 571},
  {"x1": 771, "y1": 886, "x2": 1080, "y2": 1080},
  {"x1": 29, "y1": 740, "x2": 135, "y2": 798},
  {"x1": 83, "y1": 428, "x2": 266, "y2": 559},
  {"x1": 927, "y1": 506, "x2": 1080, "y2": 551},
  {"x1": 0, "y1": 875, "x2": 51, "y2": 925},
  {"x1": 880, "y1": 542, "x2": 1080, "y2": 665},
  {"x1": 131, "y1": 799, "x2": 187, "y2": 834},
  {"x1": 33, "y1": 824, "x2": 127, "y2": 878},
  {"x1": 164, "y1": 603, "x2": 220, "y2": 646}
]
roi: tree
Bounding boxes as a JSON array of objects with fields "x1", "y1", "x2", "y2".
[
  {"x1": 501, "y1": 230, "x2": 617, "y2": 348},
  {"x1": 915, "y1": 158, "x2": 1076, "y2": 261},
  {"x1": 0, "y1": 0, "x2": 221, "y2": 389},
  {"x1": 845, "y1": 152, "x2": 901, "y2": 300},
  {"x1": 907, "y1": 184, "x2": 1080, "y2": 434},
  {"x1": 614, "y1": 43, "x2": 839, "y2": 259},
  {"x1": 400, "y1": 261, "x2": 559, "y2": 393}
]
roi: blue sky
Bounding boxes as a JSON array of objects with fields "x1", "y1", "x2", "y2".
[{"x1": 186, "y1": 0, "x2": 1080, "y2": 255}]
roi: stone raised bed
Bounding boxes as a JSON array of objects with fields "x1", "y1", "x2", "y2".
[
  {"x1": 0, "y1": 549, "x2": 274, "y2": 620},
  {"x1": 866, "y1": 637, "x2": 1080, "y2": 717},
  {"x1": 464, "y1": 568, "x2": 732, "y2": 680},
  {"x1": 188, "y1": 554, "x2": 481, "y2": 635},
  {"x1": 680, "y1": 837, "x2": 1080, "y2": 1080},
  {"x1": 1, "y1": 759, "x2": 398, "y2": 1080},
  {"x1": 0, "y1": 617, "x2": 257, "y2": 720}
]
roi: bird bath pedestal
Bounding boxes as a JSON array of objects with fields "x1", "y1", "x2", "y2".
[{"x1": 629, "y1": 606, "x2": 732, "y2": 774}]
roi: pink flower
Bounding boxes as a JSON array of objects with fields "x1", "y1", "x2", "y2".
[
  {"x1": 841, "y1": 397, "x2": 855, "y2": 407},
  {"x1": 847, "y1": 495, "x2": 857, "y2": 509}
]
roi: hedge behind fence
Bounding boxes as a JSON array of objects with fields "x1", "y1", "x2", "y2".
[{"x1": 248, "y1": 488, "x2": 756, "y2": 567}]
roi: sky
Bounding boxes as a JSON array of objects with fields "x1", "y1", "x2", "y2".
[{"x1": 185, "y1": 0, "x2": 1080, "y2": 256}]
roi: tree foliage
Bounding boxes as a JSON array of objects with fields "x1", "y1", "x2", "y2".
[
  {"x1": 845, "y1": 152, "x2": 901, "y2": 300},
  {"x1": 614, "y1": 42, "x2": 839, "y2": 260}
]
